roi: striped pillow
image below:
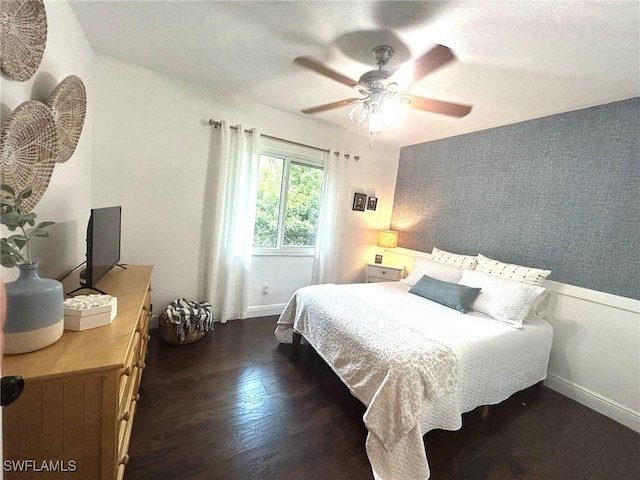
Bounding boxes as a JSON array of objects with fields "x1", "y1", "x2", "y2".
[
  {"x1": 431, "y1": 247, "x2": 477, "y2": 270},
  {"x1": 476, "y1": 254, "x2": 551, "y2": 286}
]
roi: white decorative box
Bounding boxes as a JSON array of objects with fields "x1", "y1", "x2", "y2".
[{"x1": 64, "y1": 294, "x2": 118, "y2": 331}]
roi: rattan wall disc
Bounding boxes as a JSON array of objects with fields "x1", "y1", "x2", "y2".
[
  {"x1": 0, "y1": 0, "x2": 48, "y2": 82},
  {"x1": 48, "y1": 75, "x2": 86, "y2": 163},
  {"x1": 0, "y1": 101, "x2": 58, "y2": 213}
]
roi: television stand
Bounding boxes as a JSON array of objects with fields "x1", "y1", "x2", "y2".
[
  {"x1": 65, "y1": 285, "x2": 108, "y2": 297},
  {"x1": 65, "y1": 264, "x2": 128, "y2": 296}
]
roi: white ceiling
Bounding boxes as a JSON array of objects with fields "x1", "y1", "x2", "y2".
[{"x1": 69, "y1": 0, "x2": 639, "y2": 147}]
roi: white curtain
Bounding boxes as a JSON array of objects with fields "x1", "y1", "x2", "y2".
[
  {"x1": 312, "y1": 150, "x2": 345, "y2": 284},
  {"x1": 200, "y1": 122, "x2": 261, "y2": 322}
]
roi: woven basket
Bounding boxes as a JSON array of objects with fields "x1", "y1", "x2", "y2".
[
  {"x1": 0, "y1": 0, "x2": 48, "y2": 81},
  {"x1": 158, "y1": 298, "x2": 212, "y2": 345},
  {"x1": 48, "y1": 75, "x2": 87, "y2": 163},
  {"x1": 0, "y1": 100, "x2": 58, "y2": 213},
  {"x1": 158, "y1": 311, "x2": 207, "y2": 345}
]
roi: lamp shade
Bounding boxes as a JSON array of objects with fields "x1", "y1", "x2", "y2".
[{"x1": 377, "y1": 230, "x2": 398, "y2": 249}]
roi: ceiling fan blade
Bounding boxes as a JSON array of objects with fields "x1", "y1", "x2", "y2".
[
  {"x1": 294, "y1": 56, "x2": 359, "y2": 88},
  {"x1": 389, "y1": 44, "x2": 456, "y2": 87},
  {"x1": 401, "y1": 95, "x2": 472, "y2": 118},
  {"x1": 301, "y1": 98, "x2": 362, "y2": 114}
]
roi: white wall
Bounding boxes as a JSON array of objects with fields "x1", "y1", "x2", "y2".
[
  {"x1": 247, "y1": 255, "x2": 315, "y2": 317},
  {"x1": 91, "y1": 55, "x2": 400, "y2": 320},
  {"x1": 0, "y1": 0, "x2": 93, "y2": 282}
]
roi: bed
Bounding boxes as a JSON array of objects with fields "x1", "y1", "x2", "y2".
[{"x1": 274, "y1": 255, "x2": 553, "y2": 480}]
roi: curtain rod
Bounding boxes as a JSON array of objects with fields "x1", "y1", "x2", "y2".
[{"x1": 207, "y1": 119, "x2": 330, "y2": 154}]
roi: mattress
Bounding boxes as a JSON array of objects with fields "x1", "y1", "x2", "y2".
[{"x1": 275, "y1": 281, "x2": 553, "y2": 479}]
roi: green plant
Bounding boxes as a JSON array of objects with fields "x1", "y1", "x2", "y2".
[{"x1": 0, "y1": 184, "x2": 55, "y2": 268}]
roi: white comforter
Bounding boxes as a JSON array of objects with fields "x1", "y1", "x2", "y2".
[{"x1": 275, "y1": 282, "x2": 553, "y2": 480}]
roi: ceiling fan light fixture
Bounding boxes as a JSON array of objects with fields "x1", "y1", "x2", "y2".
[
  {"x1": 348, "y1": 103, "x2": 368, "y2": 126},
  {"x1": 381, "y1": 100, "x2": 402, "y2": 126},
  {"x1": 368, "y1": 109, "x2": 384, "y2": 133}
]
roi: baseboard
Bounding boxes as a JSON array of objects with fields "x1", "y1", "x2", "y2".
[
  {"x1": 147, "y1": 306, "x2": 285, "y2": 327},
  {"x1": 245, "y1": 303, "x2": 287, "y2": 318},
  {"x1": 544, "y1": 372, "x2": 640, "y2": 432}
]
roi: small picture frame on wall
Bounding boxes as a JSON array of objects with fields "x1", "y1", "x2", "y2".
[
  {"x1": 352, "y1": 192, "x2": 367, "y2": 211},
  {"x1": 367, "y1": 196, "x2": 378, "y2": 210},
  {"x1": 374, "y1": 254, "x2": 383, "y2": 264}
]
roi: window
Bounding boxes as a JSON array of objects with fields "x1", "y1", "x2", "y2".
[{"x1": 253, "y1": 141, "x2": 325, "y2": 255}]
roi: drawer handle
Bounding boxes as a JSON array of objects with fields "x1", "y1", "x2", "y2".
[
  {"x1": 132, "y1": 393, "x2": 140, "y2": 402},
  {"x1": 137, "y1": 361, "x2": 146, "y2": 369},
  {"x1": 381, "y1": 270, "x2": 386, "y2": 275},
  {"x1": 122, "y1": 367, "x2": 132, "y2": 377},
  {"x1": 119, "y1": 454, "x2": 130, "y2": 466},
  {"x1": 119, "y1": 410, "x2": 130, "y2": 422}
]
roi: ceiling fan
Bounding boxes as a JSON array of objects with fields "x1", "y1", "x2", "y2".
[{"x1": 294, "y1": 44, "x2": 472, "y2": 133}]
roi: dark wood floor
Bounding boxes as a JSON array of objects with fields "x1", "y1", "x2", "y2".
[{"x1": 126, "y1": 316, "x2": 640, "y2": 480}]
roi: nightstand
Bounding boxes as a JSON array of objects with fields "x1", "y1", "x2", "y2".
[{"x1": 366, "y1": 263, "x2": 404, "y2": 283}]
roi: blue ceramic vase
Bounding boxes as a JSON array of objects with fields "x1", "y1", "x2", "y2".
[{"x1": 4, "y1": 264, "x2": 64, "y2": 354}]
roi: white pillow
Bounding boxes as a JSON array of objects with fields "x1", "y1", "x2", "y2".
[
  {"x1": 431, "y1": 247, "x2": 478, "y2": 270},
  {"x1": 401, "y1": 257, "x2": 463, "y2": 287},
  {"x1": 476, "y1": 253, "x2": 551, "y2": 286},
  {"x1": 458, "y1": 270, "x2": 546, "y2": 328}
]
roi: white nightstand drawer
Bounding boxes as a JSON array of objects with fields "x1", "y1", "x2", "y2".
[
  {"x1": 367, "y1": 265, "x2": 401, "y2": 280},
  {"x1": 367, "y1": 275, "x2": 394, "y2": 283}
]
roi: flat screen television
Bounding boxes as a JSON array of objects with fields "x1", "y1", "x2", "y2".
[{"x1": 78, "y1": 206, "x2": 122, "y2": 293}]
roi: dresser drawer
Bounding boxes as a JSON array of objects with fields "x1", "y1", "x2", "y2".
[
  {"x1": 118, "y1": 331, "x2": 140, "y2": 415},
  {"x1": 367, "y1": 265, "x2": 401, "y2": 280},
  {"x1": 117, "y1": 393, "x2": 139, "y2": 461}
]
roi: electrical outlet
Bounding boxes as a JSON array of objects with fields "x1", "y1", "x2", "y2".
[{"x1": 262, "y1": 284, "x2": 269, "y2": 295}]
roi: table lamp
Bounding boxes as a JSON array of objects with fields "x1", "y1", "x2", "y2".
[{"x1": 376, "y1": 230, "x2": 398, "y2": 264}]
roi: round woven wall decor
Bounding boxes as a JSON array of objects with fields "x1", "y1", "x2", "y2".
[
  {"x1": 0, "y1": 0, "x2": 48, "y2": 82},
  {"x1": 48, "y1": 75, "x2": 87, "y2": 163},
  {"x1": 0, "y1": 101, "x2": 58, "y2": 213}
]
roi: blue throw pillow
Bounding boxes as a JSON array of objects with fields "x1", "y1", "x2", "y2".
[{"x1": 408, "y1": 274, "x2": 481, "y2": 313}]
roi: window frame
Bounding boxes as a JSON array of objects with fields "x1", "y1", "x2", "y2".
[{"x1": 253, "y1": 145, "x2": 324, "y2": 257}]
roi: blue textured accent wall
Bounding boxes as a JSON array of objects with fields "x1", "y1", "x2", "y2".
[{"x1": 391, "y1": 98, "x2": 640, "y2": 299}]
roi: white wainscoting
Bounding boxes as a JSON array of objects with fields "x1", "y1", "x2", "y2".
[
  {"x1": 542, "y1": 279, "x2": 639, "y2": 432},
  {"x1": 393, "y1": 247, "x2": 640, "y2": 432}
]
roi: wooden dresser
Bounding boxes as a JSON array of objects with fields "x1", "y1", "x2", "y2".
[{"x1": 2, "y1": 265, "x2": 153, "y2": 480}]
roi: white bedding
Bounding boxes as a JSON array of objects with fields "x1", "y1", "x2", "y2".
[{"x1": 275, "y1": 281, "x2": 553, "y2": 480}]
